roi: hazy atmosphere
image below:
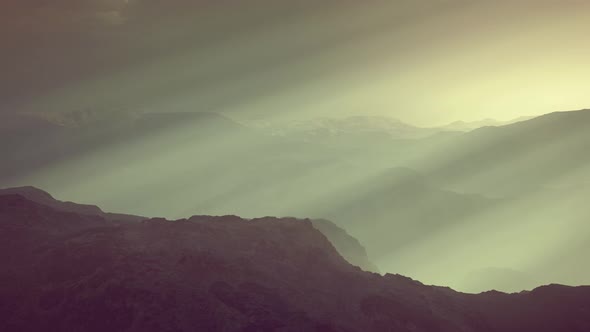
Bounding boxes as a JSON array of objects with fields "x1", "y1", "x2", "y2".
[
  {"x1": 3, "y1": 1, "x2": 590, "y2": 125},
  {"x1": 2, "y1": 0, "x2": 590, "y2": 298}
]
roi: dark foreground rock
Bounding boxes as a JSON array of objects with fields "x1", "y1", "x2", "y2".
[{"x1": 1, "y1": 193, "x2": 589, "y2": 332}]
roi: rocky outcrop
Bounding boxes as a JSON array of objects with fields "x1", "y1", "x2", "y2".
[
  {"x1": 1, "y1": 194, "x2": 589, "y2": 332},
  {"x1": 0, "y1": 186, "x2": 144, "y2": 222},
  {"x1": 311, "y1": 218, "x2": 379, "y2": 272}
]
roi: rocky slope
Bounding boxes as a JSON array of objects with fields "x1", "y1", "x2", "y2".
[
  {"x1": 1, "y1": 193, "x2": 589, "y2": 332},
  {"x1": 310, "y1": 218, "x2": 379, "y2": 273},
  {"x1": 0, "y1": 186, "x2": 144, "y2": 223},
  {"x1": 0, "y1": 186, "x2": 377, "y2": 272}
]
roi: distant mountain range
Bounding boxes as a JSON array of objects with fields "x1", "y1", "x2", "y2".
[
  {"x1": 253, "y1": 116, "x2": 440, "y2": 141},
  {"x1": 2, "y1": 109, "x2": 590, "y2": 292},
  {"x1": 1, "y1": 192, "x2": 589, "y2": 332},
  {"x1": 439, "y1": 116, "x2": 534, "y2": 132},
  {"x1": 411, "y1": 109, "x2": 590, "y2": 196},
  {"x1": 0, "y1": 111, "x2": 246, "y2": 184},
  {"x1": 245, "y1": 114, "x2": 535, "y2": 142},
  {"x1": 307, "y1": 167, "x2": 498, "y2": 263}
]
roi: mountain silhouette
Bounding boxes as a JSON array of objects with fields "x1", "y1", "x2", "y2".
[
  {"x1": 1, "y1": 193, "x2": 589, "y2": 332},
  {"x1": 308, "y1": 168, "x2": 496, "y2": 263},
  {"x1": 0, "y1": 186, "x2": 377, "y2": 273},
  {"x1": 438, "y1": 116, "x2": 533, "y2": 132},
  {"x1": 3, "y1": 109, "x2": 590, "y2": 292},
  {"x1": 260, "y1": 116, "x2": 440, "y2": 142},
  {"x1": 0, "y1": 186, "x2": 144, "y2": 223},
  {"x1": 413, "y1": 109, "x2": 590, "y2": 196},
  {"x1": 0, "y1": 111, "x2": 246, "y2": 184}
]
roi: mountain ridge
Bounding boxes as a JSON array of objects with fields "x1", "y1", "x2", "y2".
[
  {"x1": 0, "y1": 186, "x2": 378, "y2": 273},
  {"x1": 1, "y1": 193, "x2": 589, "y2": 332}
]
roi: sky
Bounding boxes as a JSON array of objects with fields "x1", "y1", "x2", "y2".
[{"x1": 2, "y1": 0, "x2": 590, "y2": 125}]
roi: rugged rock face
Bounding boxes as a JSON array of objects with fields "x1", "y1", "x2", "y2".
[
  {"x1": 1, "y1": 193, "x2": 590, "y2": 332},
  {"x1": 0, "y1": 186, "x2": 378, "y2": 272},
  {"x1": 311, "y1": 218, "x2": 379, "y2": 273},
  {"x1": 0, "y1": 186, "x2": 144, "y2": 222}
]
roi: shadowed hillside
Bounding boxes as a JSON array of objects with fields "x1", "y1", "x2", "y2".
[
  {"x1": 0, "y1": 186, "x2": 144, "y2": 223},
  {"x1": 1, "y1": 193, "x2": 590, "y2": 332},
  {"x1": 0, "y1": 186, "x2": 377, "y2": 273}
]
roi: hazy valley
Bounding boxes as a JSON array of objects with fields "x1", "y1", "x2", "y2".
[{"x1": 2, "y1": 108, "x2": 590, "y2": 293}]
